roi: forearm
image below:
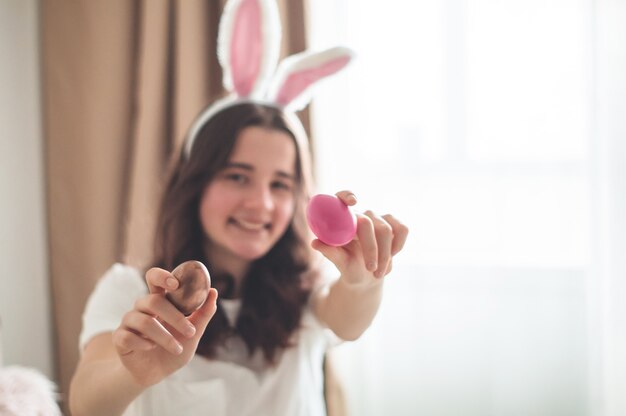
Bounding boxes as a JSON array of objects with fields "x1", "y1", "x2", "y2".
[
  {"x1": 69, "y1": 358, "x2": 145, "y2": 416},
  {"x1": 315, "y1": 277, "x2": 384, "y2": 341}
]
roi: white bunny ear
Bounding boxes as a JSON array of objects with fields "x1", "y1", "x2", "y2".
[
  {"x1": 218, "y1": 0, "x2": 281, "y2": 98},
  {"x1": 267, "y1": 46, "x2": 355, "y2": 111}
]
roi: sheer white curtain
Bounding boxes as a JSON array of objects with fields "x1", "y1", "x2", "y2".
[
  {"x1": 308, "y1": 0, "x2": 625, "y2": 415},
  {"x1": 592, "y1": 1, "x2": 626, "y2": 415}
]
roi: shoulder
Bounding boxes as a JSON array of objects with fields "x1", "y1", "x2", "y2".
[
  {"x1": 87, "y1": 263, "x2": 148, "y2": 313},
  {"x1": 99, "y1": 263, "x2": 145, "y2": 288},
  {"x1": 86, "y1": 263, "x2": 147, "y2": 306},
  {"x1": 79, "y1": 263, "x2": 147, "y2": 351}
]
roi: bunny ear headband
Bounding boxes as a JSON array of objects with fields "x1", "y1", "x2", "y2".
[{"x1": 183, "y1": 0, "x2": 355, "y2": 158}]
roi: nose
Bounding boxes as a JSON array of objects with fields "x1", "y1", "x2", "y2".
[{"x1": 243, "y1": 184, "x2": 274, "y2": 212}]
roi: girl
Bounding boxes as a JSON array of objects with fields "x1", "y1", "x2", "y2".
[
  {"x1": 70, "y1": 102, "x2": 407, "y2": 416},
  {"x1": 69, "y1": 1, "x2": 408, "y2": 415}
]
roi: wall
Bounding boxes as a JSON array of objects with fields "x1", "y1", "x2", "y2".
[{"x1": 0, "y1": 0, "x2": 54, "y2": 378}]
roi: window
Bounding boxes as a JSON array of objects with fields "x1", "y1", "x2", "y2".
[
  {"x1": 308, "y1": 1, "x2": 596, "y2": 415},
  {"x1": 309, "y1": 0, "x2": 592, "y2": 269}
]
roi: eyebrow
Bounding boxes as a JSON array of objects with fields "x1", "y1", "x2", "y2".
[{"x1": 225, "y1": 162, "x2": 296, "y2": 181}]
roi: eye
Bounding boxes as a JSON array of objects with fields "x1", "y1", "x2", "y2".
[
  {"x1": 225, "y1": 173, "x2": 248, "y2": 184},
  {"x1": 271, "y1": 180, "x2": 292, "y2": 191}
]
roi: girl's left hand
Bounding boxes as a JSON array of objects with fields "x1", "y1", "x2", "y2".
[{"x1": 311, "y1": 190, "x2": 409, "y2": 289}]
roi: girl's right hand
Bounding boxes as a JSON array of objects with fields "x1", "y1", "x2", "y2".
[{"x1": 112, "y1": 267, "x2": 218, "y2": 387}]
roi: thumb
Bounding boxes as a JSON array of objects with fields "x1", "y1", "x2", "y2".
[
  {"x1": 311, "y1": 239, "x2": 347, "y2": 266},
  {"x1": 187, "y1": 288, "x2": 218, "y2": 340}
]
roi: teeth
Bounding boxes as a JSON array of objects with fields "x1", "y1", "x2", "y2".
[{"x1": 237, "y1": 219, "x2": 267, "y2": 231}]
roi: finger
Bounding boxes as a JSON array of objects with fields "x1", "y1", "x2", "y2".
[
  {"x1": 384, "y1": 259, "x2": 393, "y2": 276},
  {"x1": 355, "y1": 214, "x2": 378, "y2": 272},
  {"x1": 145, "y1": 267, "x2": 178, "y2": 295},
  {"x1": 382, "y1": 214, "x2": 409, "y2": 255},
  {"x1": 335, "y1": 190, "x2": 357, "y2": 206},
  {"x1": 135, "y1": 294, "x2": 197, "y2": 339},
  {"x1": 113, "y1": 329, "x2": 156, "y2": 356},
  {"x1": 122, "y1": 311, "x2": 183, "y2": 355},
  {"x1": 364, "y1": 211, "x2": 393, "y2": 278},
  {"x1": 187, "y1": 288, "x2": 219, "y2": 340},
  {"x1": 311, "y1": 239, "x2": 348, "y2": 266}
]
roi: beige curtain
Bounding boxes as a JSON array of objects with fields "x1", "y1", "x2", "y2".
[{"x1": 41, "y1": 0, "x2": 325, "y2": 413}]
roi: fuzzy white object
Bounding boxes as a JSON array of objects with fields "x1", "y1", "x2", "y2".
[
  {"x1": 0, "y1": 366, "x2": 62, "y2": 416},
  {"x1": 183, "y1": 0, "x2": 354, "y2": 158}
]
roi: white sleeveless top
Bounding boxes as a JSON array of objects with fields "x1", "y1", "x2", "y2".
[{"x1": 79, "y1": 264, "x2": 340, "y2": 416}]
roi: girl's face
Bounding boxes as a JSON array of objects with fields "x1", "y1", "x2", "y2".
[{"x1": 199, "y1": 126, "x2": 297, "y2": 274}]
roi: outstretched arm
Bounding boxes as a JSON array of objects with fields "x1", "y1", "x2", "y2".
[
  {"x1": 69, "y1": 269, "x2": 218, "y2": 416},
  {"x1": 69, "y1": 333, "x2": 147, "y2": 416},
  {"x1": 311, "y1": 191, "x2": 408, "y2": 340}
]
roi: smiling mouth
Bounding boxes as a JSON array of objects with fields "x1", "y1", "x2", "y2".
[{"x1": 231, "y1": 218, "x2": 271, "y2": 232}]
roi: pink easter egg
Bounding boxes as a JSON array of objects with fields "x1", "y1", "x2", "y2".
[{"x1": 306, "y1": 194, "x2": 357, "y2": 246}]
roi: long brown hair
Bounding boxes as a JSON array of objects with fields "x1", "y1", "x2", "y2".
[{"x1": 152, "y1": 102, "x2": 318, "y2": 363}]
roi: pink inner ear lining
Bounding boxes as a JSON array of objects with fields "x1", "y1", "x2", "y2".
[
  {"x1": 275, "y1": 55, "x2": 351, "y2": 106},
  {"x1": 231, "y1": 0, "x2": 262, "y2": 97}
]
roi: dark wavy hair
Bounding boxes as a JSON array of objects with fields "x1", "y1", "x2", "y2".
[{"x1": 151, "y1": 102, "x2": 318, "y2": 363}]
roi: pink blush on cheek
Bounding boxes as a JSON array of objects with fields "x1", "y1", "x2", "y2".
[{"x1": 306, "y1": 194, "x2": 357, "y2": 247}]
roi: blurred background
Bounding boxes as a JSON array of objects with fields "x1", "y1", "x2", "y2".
[{"x1": 1, "y1": 0, "x2": 625, "y2": 415}]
